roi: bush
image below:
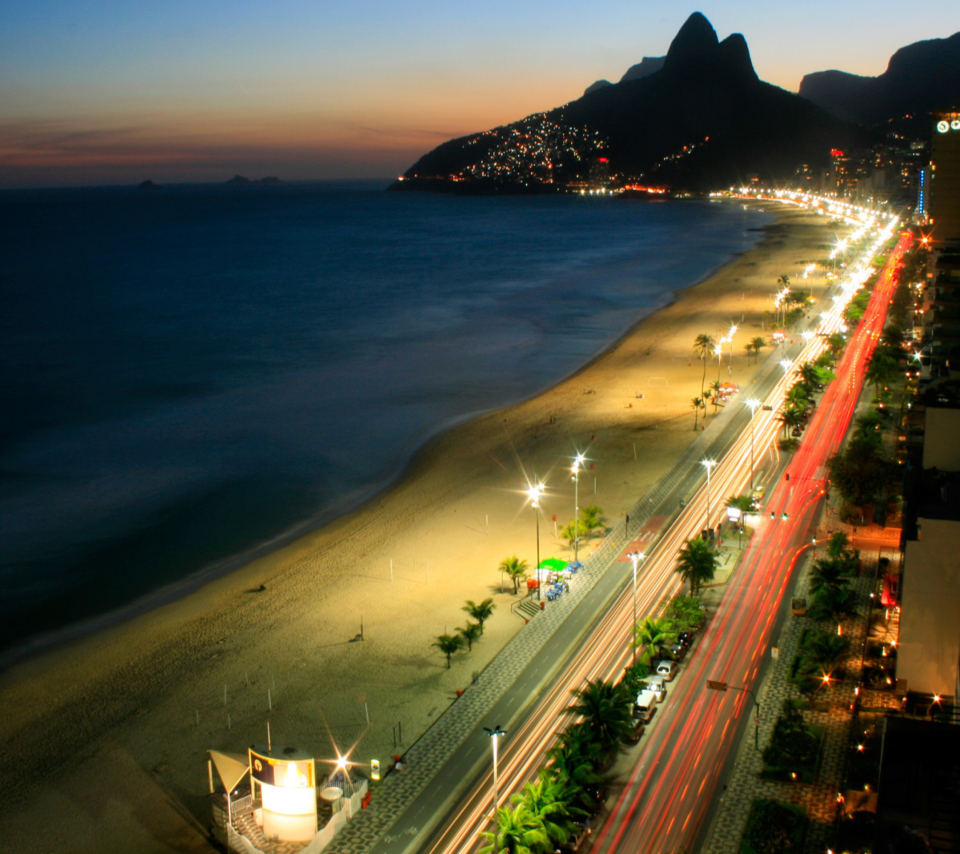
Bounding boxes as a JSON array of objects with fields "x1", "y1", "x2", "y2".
[
  {"x1": 665, "y1": 595, "x2": 706, "y2": 632},
  {"x1": 742, "y1": 799, "x2": 804, "y2": 854},
  {"x1": 762, "y1": 702, "x2": 820, "y2": 774}
]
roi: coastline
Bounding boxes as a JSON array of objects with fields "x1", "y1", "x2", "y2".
[{"x1": 0, "y1": 203, "x2": 844, "y2": 854}]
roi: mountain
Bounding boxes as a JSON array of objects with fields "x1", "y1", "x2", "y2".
[
  {"x1": 799, "y1": 32, "x2": 960, "y2": 127},
  {"x1": 393, "y1": 13, "x2": 864, "y2": 193},
  {"x1": 584, "y1": 56, "x2": 665, "y2": 96}
]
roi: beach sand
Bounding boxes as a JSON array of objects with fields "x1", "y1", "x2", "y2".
[{"x1": 0, "y1": 204, "x2": 843, "y2": 853}]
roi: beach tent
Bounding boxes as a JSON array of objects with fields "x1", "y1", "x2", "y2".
[
  {"x1": 209, "y1": 749, "x2": 250, "y2": 827},
  {"x1": 538, "y1": 558, "x2": 567, "y2": 571}
]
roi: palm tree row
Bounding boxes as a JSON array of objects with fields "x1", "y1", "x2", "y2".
[
  {"x1": 432, "y1": 598, "x2": 497, "y2": 668},
  {"x1": 481, "y1": 677, "x2": 637, "y2": 853}
]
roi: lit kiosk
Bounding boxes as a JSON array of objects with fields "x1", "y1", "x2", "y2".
[{"x1": 249, "y1": 744, "x2": 317, "y2": 843}]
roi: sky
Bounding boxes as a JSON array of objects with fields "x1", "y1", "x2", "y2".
[{"x1": 1, "y1": 0, "x2": 957, "y2": 188}]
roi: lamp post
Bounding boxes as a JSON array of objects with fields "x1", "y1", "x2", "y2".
[
  {"x1": 715, "y1": 344, "x2": 723, "y2": 383},
  {"x1": 527, "y1": 483, "x2": 544, "y2": 600},
  {"x1": 780, "y1": 359, "x2": 792, "y2": 380},
  {"x1": 701, "y1": 459, "x2": 717, "y2": 535},
  {"x1": 626, "y1": 551, "x2": 644, "y2": 665},
  {"x1": 483, "y1": 725, "x2": 508, "y2": 854},
  {"x1": 728, "y1": 324, "x2": 738, "y2": 374},
  {"x1": 571, "y1": 453, "x2": 585, "y2": 563},
  {"x1": 745, "y1": 399, "x2": 760, "y2": 489}
]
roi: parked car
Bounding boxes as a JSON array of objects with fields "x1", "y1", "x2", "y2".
[
  {"x1": 634, "y1": 689, "x2": 657, "y2": 722},
  {"x1": 656, "y1": 661, "x2": 678, "y2": 681},
  {"x1": 624, "y1": 717, "x2": 645, "y2": 746},
  {"x1": 662, "y1": 643, "x2": 687, "y2": 663},
  {"x1": 642, "y1": 674, "x2": 667, "y2": 700},
  {"x1": 677, "y1": 631, "x2": 695, "y2": 648}
]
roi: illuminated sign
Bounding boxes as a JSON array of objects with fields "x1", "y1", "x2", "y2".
[
  {"x1": 937, "y1": 119, "x2": 960, "y2": 133},
  {"x1": 250, "y1": 750, "x2": 315, "y2": 788}
]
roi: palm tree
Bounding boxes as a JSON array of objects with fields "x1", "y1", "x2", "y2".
[
  {"x1": 709, "y1": 379, "x2": 723, "y2": 412},
  {"x1": 632, "y1": 616, "x2": 676, "y2": 664},
  {"x1": 827, "y1": 332, "x2": 845, "y2": 358},
  {"x1": 727, "y1": 494, "x2": 755, "y2": 514},
  {"x1": 777, "y1": 406, "x2": 804, "y2": 440},
  {"x1": 786, "y1": 384, "x2": 813, "y2": 412},
  {"x1": 432, "y1": 633, "x2": 463, "y2": 668},
  {"x1": 479, "y1": 804, "x2": 550, "y2": 854},
  {"x1": 675, "y1": 537, "x2": 718, "y2": 595},
  {"x1": 563, "y1": 679, "x2": 635, "y2": 758},
  {"x1": 809, "y1": 585, "x2": 857, "y2": 624},
  {"x1": 463, "y1": 598, "x2": 495, "y2": 633},
  {"x1": 580, "y1": 504, "x2": 606, "y2": 537},
  {"x1": 750, "y1": 336, "x2": 766, "y2": 364},
  {"x1": 547, "y1": 727, "x2": 603, "y2": 806},
  {"x1": 693, "y1": 333, "x2": 716, "y2": 399},
  {"x1": 866, "y1": 351, "x2": 899, "y2": 399},
  {"x1": 500, "y1": 555, "x2": 529, "y2": 594},
  {"x1": 809, "y1": 632, "x2": 848, "y2": 669},
  {"x1": 691, "y1": 396, "x2": 704, "y2": 430},
  {"x1": 511, "y1": 775, "x2": 579, "y2": 848},
  {"x1": 826, "y1": 531, "x2": 850, "y2": 559},
  {"x1": 798, "y1": 361, "x2": 820, "y2": 387},
  {"x1": 457, "y1": 621, "x2": 482, "y2": 652},
  {"x1": 809, "y1": 558, "x2": 849, "y2": 597},
  {"x1": 560, "y1": 518, "x2": 586, "y2": 547}
]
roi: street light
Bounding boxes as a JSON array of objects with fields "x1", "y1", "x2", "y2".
[
  {"x1": 745, "y1": 399, "x2": 760, "y2": 489},
  {"x1": 527, "y1": 483, "x2": 545, "y2": 600},
  {"x1": 571, "y1": 453, "x2": 585, "y2": 563},
  {"x1": 728, "y1": 324, "x2": 738, "y2": 374},
  {"x1": 780, "y1": 359, "x2": 792, "y2": 378},
  {"x1": 701, "y1": 459, "x2": 717, "y2": 534},
  {"x1": 626, "y1": 551, "x2": 644, "y2": 665},
  {"x1": 483, "y1": 725, "x2": 508, "y2": 854},
  {"x1": 715, "y1": 344, "x2": 723, "y2": 382}
]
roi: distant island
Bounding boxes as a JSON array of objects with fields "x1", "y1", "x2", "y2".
[
  {"x1": 137, "y1": 180, "x2": 161, "y2": 190},
  {"x1": 226, "y1": 175, "x2": 282, "y2": 185}
]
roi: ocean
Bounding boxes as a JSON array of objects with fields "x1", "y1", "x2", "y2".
[{"x1": 0, "y1": 181, "x2": 771, "y2": 662}]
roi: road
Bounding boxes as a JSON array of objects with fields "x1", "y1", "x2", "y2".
[{"x1": 590, "y1": 229, "x2": 911, "y2": 853}]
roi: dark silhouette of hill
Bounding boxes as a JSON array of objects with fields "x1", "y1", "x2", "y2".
[
  {"x1": 584, "y1": 56, "x2": 665, "y2": 96},
  {"x1": 393, "y1": 13, "x2": 864, "y2": 193},
  {"x1": 799, "y1": 32, "x2": 960, "y2": 128}
]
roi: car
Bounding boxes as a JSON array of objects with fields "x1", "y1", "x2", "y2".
[
  {"x1": 662, "y1": 643, "x2": 687, "y2": 663},
  {"x1": 634, "y1": 689, "x2": 657, "y2": 722},
  {"x1": 656, "y1": 660, "x2": 678, "y2": 681},
  {"x1": 791, "y1": 426, "x2": 804, "y2": 437},
  {"x1": 624, "y1": 717, "x2": 645, "y2": 746},
  {"x1": 642, "y1": 674, "x2": 668, "y2": 700},
  {"x1": 677, "y1": 631, "x2": 695, "y2": 648},
  {"x1": 762, "y1": 404, "x2": 773, "y2": 411}
]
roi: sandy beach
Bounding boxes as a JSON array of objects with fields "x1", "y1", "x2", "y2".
[{"x1": 0, "y1": 203, "x2": 843, "y2": 853}]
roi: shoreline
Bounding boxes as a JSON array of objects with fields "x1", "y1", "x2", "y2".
[
  {"x1": 0, "y1": 201, "x2": 765, "y2": 673},
  {"x1": 0, "y1": 203, "x2": 846, "y2": 854}
]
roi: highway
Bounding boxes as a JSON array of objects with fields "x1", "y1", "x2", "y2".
[{"x1": 371, "y1": 206, "x2": 907, "y2": 854}]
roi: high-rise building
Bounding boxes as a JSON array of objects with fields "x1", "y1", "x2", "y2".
[{"x1": 928, "y1": 112, "x2": 960, "y2": 247}]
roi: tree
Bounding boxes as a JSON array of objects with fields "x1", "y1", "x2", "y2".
[
  {"x1": 777, "y1": 406, "x2": 805, "y2": 440},
  {"x1": 865, "y1": 351, "x2": 899, "y2": 400},
  {"x1": 744, "y1": 341, "x2": 755, "y2": 362},
  {"x1": 674, "y1": 537, "x2": 718, "y2": 594},
  {"x1": 560, "y1": 519, "x2": 586, "y2": 547},
  {"x1": 809, "y1": 558, "x2": 849, "y2": 597},
  {"x1": 827, "y1": 445, "x2": 901, "y2": 507},
  {"x1": 463, "y1": 598, "x2": 495, "y2": 633},
  {"x1": 432, "y1": 633, "x2": 463, "y2": 668},
  {"x1": 827, "y1": 332, "x2": 846, "y2": 358},
  {"x1": 786, "y1": 383, "x2": 813, "y2": 412},
  {"x1": 727, "y1": 494, "x2": 755, "y2": 515},
  {"x1": 563, "y1": 679, "x2": 635, "y2": 758},
  {"x1": 691, "y1": 396, "x2": 704, "y2": 430},
  {"x1": 798, "y1": 361, "x2": 820, "y2": 387},
  {"x1": 511, "y1": 775, "x2": 580, "y2": 848},
  {"x1": 580, "y1": 504, "x2": 606, "y2": 536},
  {"x1": 457, "y1": 621, "x2": 482, "y2": 652},
  {"x1": 751, "y1": 336, "x2": 767, "y2": 364},
  {"x1": 500, "y1": 555, "x2": 529, "y2": 594},
  {"x1": 632, "y1": 616, "x2": 677, "y2": 664},
  {"x1": 809, "y1": 631, "x2": 848, "y2": 669},
  {"x1": 693, "y1": 333, "x2": 716, "y2": 399},
  {"x1": 709, "y1": 379, "x2": 723, "y2": 412},
  {"x1": 744, "y1": 800, "x2": 802, "y2": 854},
  {"x1": 545, "y1": 730, "x2": 603, "y2": 812},
  {"x1": 665, "y1": 595, "x2": 706, "y2": 632},
  {"x1": 808, "y1": 585, "x2": 858, "y2": 624},
  {"x1": 479, "y1": 804, "x2": 550, "y2": 854},
  {"x1": 763, "y1": 701, "x2": 818, "y2": 770}
]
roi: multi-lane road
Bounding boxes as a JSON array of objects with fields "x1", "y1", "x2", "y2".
[{"x1": 372, "y1": 213, "x2": 909, "y2": 854}]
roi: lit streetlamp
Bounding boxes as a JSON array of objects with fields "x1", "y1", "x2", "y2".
[
  {"x1": 701, "y1": 459, "x2": 717, "y2": 534},
  {"x1": 745, "y1": 399, "x2": 760, "y2": 489},
  {"x1": 527, "y1": 483, "x2": 545, "y2": 600},
  {"x1": 728, "y1": 324, "x2": 738, "y2": 373},
  {"x1": 483, "y1": 725, "x2": 508, "y2": 854},
  {"x1": 571, "y1": 453, "x2": 585, "y2": 563},
  {"x1": 626, "y1": 551, "x2": 644, "y2": 665}
]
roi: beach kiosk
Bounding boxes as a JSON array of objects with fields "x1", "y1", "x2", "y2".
[{"x1": 249, "y1": 744, "x2": 317, "y2": 842}]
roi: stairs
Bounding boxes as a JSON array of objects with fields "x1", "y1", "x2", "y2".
[{"x1": 514, "y1": 595, "x2": 542, "y2": 621}]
